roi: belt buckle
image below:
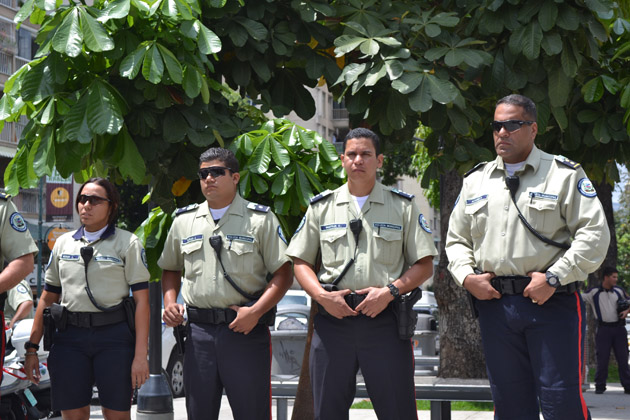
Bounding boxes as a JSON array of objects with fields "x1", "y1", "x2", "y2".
[
  {"x1": 214, "y1": 310, "x2": 225, "y2": 324},
  {"x1": 79, "y1": 313, "x2": 91, "y2": 328},
  {"x1": 504, "y1": 278, "x2": 516, "y2": 295}
]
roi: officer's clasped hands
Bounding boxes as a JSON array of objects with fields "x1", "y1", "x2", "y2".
[
  {"x1": 523, "y1": 271, "x2": 555, "y2": 305},
  {"x1": 354, "y1": 286, "x2": 394, "y2": 318},
  {"x1": 463, "y1": 272, "x2": 501, "y2": 300},
  {"x1": 318, "y1": 288, "x2": 357, "y2": 319}
]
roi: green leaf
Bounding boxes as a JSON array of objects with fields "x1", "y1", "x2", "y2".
[
  {"x1": 541, "y1": 32, "x2": 562, "y2": 55},
  {"x1": 3, "y1": 156, "x2": 19, "y2": 196},
  {"x1": 183, "y1": 66, "x2": 202, "y2": 98},
  {"x1": 0, "y1": 95, "x2": 15, "y2": 120},
  {"x1": 157, "y1": 44, "x2": 183, "y2": 83},
  {"x1": 52, "y1": 8, "x2": 83, "y2": 57},
  {"x1": 197, "y1": 22, "x2": 222, "y2": 54},
  {"x1": 14, "y1": 0, "x2": 35, "y2": 26},
  {"x1": 538, "y1": 1, "x2": 557, "y2": 31},
  {"x1": 318, "y1": 137, "x2": 339, "y2": 162},
  {"x1": 118, "y1": 129, "x2": 147, "y2": 184},
  {"x1": 556, "y1": 6, "x2": 579, "y2": 31},
  {"x1": 142, "y1": 44, "x2": 164, "y2": 84},
  {"x1": 577, "y1": 109, "x2": 600, "y2": 123},
  {"x1": 87, "y1": 80, "x2": 125, "y2": 135},
  {"x1": 251, "y1": 174, "x2": 268, "y2": 194},
  {"x1": 163, "y1": 110, "x2": 187, "y2": 143},
  {"x1": 97, "y1": 0, "x2": 130, "y2": 22},
  {"x1": 601, "y1": 75, "x2": 619, "y2": 94},
  {"x1": 447, "y1": 107, "x2": 469, "y2": 135},
  {"x1": 426, "y1": 74, "x2": 458, "y2": 104},
  {"x1": 334, "y1": 35, "x2": 366, "y2": 56},
  {"x1": 364, "y1": 62, "x2": 386, "y2": 86},
  {"x1": 235, "y1": 17, "x2": 268, "y2": 41},
  {"x1": 294, "y1": 164, "x2": 313, "y2": 207},
  {"x1": 38, "y1": 97, "x2": 55, "y2": 125},
  {"x1": 120, "y1": 44, "x2": 148, "y2": 79},
  {"x1": 561, "y1": 44, "x2": 577, "y2": 78},
  {"x1": 62, "y1": 93, "x2": 92, "y2": 143},
  {"x1": 408, "y1": 76, "x2": 433, "y2": 112},
  {"x1": 249, "y1": 135, "x2": 271, "y2": 174},
  {"x1": 271, "y1": 167, "x2": 293, "y2": 195},
  {"x1": 391, "y1": 72, "x2": 421, "y2": 94},
  {"x1": 620, "y1": 85, "x2": 630, "y2": 108},
  {"x1": 21, "y1": 60, "x2": 54, "y2": 103},
  {"x1": 297, "y1": 128, "x2": 314, "y2": 150},
  {"x1": 582, "y1": 77, "x2": 603, "y2": 103},
  {"x1": 384, "y1": 60, "x2": 403, "y2": 80},
  {"x1": 269, "y1": 138, "x2": 290, "y2": 168},
  {"x1": 521, "y1": 21, "x2": 542, "y2": 60},
  {"x1": 79, "y1": 8, "x2": 114, "y2": 52},
  {"x1": 548, "y1": 67, "x2": 571, "y2": 108},
  {"x1": 360, "y1": 39, "x2": 379, "y2": 56}
]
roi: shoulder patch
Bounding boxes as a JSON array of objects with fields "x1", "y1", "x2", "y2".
[
  {"x1": 0, "y1": 192, "x2": 8, "y2": 200},
  {"x1": 310, "y1": 190, "x2": 333, "y2": 204},
  {"x1": 294, "y1": 215, "x2": 306, "y2": 236},
  {"x1": 418, "y1": 214, "x2": 432, "y2": 233},
  {"x1": 175, "y1": 203, "x2": 199, "y2": 216},
  {"x1": 390, "y1": 188, "x2": 414, "y2": 201},
  {"x1": 577, "y1": 178, "x2": 597, "y2": 198},
  {"x1": 277, "y1": 226, "x2": 288, "y2": 245},
  {"x1": 555, "y1": 155, "x2": 581, "y2": 170},
  {"x1": 9, "y1": 212, "x2": 27, "y2": 232},
  {"x1": 247, "y1": 202, "x2": 270, "y2": 213},
  {"x1": 464, "y1": 162, "x2": 486, "y2": 178}
]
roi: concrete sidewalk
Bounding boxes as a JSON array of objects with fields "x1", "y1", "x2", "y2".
[{"x1": 72, "y1": 383, "x2": 630, "y2": 419}]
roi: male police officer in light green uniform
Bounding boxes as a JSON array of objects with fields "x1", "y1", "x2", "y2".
[
  {"x1": 286, "y1": 127, "x2": 437, "y2": 419},
  {"x1": 160, "y1": 147, "x2": 292, "y2": 420},
  {"x1": 446, "y1": 94, "x2": 610, "y2": 420},
  {"x1": 5, "y1": 279, "x2": 34, "y2": 330}
]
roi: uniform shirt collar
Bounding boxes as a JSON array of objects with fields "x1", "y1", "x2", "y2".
[
  {"x1": 72, "y1": 224, "x2": 116, "y2": 241},
  {"x1": 338, "y1": 182, "x2": 385, "y2": 204},
  {"x1": 197, "y1": 194, "x2": 244, "y2": 219},
  {"x1": 493, "y1": 145, "x2": 542, "y2": 175}
]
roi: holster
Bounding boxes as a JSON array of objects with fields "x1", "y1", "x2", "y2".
[
  {"x1": 392, "y1": 288, "x2": 422, "y2": 340},
  {"x1": 173, "y1": 324, "x2": 187, "y2": 355},
  {"x1": 43, "y1": 303, "x2": 67, "y2": 351},
  {"x1": 321, "y1": 283, "x2": 338, "y2": 292},
  {"x1": 121, "y1": 296, "x2": 136, "y2": 332}
]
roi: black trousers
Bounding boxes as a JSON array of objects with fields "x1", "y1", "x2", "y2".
[
  {"x1": 183, "y1": 322, "x2": 271, "y2": 420},
  {"x1": 595, "y1": 323, "x2": 630, "y2": 390},
  {"x1": 310, "y1": 308, "x2": 417, "y2": 420}
]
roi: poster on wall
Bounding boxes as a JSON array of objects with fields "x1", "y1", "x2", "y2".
[{"x1": 46, "y1": 169, "x2": 73, "y2": 222}]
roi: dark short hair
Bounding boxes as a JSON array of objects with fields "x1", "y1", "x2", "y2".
[
  {"x1": 343, "y1": 127, "x2": 381, "y2": 155},
  {"x1": 496, "y1": 94, "x2": 537, "y2": 121},
  {"x1": 199, "y1": 147, "x2": 239, "y2": 173},
  {"x1": 603, "y1": 267, "x2": 618, "y2": 278},
  {"x1": 76, "y1": 177, "x2": 120, "y2": 226}
]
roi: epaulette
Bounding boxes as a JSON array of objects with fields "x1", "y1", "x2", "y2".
[
  {"x1": 247, "y1": 202, "x2": 270, "y2": 213},
  {"x1": 390, "y1": 188, "x2": 414, "y2": 201},
  {"x1": 310, "y1": 189, "x2": 333, "y2": 204},
  {"x1": 555, "y1": 155, "x2": 581, "y2": 170},
  {"x1": 175, "y1": 203, "x2": 199, "y2": 216},
  {"x1": 0, "y1": 192, "x2": 8, "y2": 200},
  {"x1": 464, "y1": 162, "x2": 486, "y2": 178}
]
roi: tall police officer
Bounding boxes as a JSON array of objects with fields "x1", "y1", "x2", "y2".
[
  {"x1": 582, "y1": 267, "x2": 630, "y2": 394},
  {"x1": 160, "y1": 147, "x2": 292, "y2": 420},
  {"x1": 286, "y1": 128, "x2": 437, "y2": 419},
  {"x1": 0, "y1": 193, "x2": 37, "y2": 378},
  {"x1": 446, "y1": 94, "x2": 610, "y2": 419}
]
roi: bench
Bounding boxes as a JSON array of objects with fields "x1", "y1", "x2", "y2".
[{"x1": 271, "y1": 376, "x2": 492, "y2": 420}]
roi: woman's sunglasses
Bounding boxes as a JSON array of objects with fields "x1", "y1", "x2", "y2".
[{"x1": 78, "y1": 194, "x2": 111, "y2": 205}]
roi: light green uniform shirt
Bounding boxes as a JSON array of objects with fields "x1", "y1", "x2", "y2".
[
  {"x1": 45, "y1": 226, "x2": 150, "y2": 312},
  {"x1": 158, "y1": 194, "x2": 291, "y2": 309},
  {"x1": 4, "y1": 279, "x2": 33, "y2": 321},
  {"x1": 286, "y1": 182, "x2": 438, "y2": 290},
  {"x1": 446, "y1": 146, "x2": 610, "y2": 286},
  {"x1": 0, "y1": 197, "x2": 38, "y2": 268}
]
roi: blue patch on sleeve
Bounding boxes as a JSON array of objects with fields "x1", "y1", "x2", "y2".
[
  {"x1": 141, "y1": 249, "x2": 148, "y2": 268},
  {"x1": 9, "y1": 212, "x2": 27, "y2": 232},
  {"x1": 277, "y1": 226, "x2": 288, "y2": 245},
  {"x1": 577, "y1": 178, "x2": 597, "y2": 198},
  {"x1": 294, "y1": 216, "x2": 306, "y2": 236},
  {"x1": 418, "y1": 214, "x2": 432, "y2": 233}
]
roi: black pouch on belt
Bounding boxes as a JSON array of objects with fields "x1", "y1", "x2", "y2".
[
  {"x1": 121, "y1": 296, "x2": 136, "y2": 332},
  {"x1": 42, "y1": 307, "x2": 54, "y2": 351},
  {"x1": 392, "y1": 288, "x2": 422, "y2": 340}
]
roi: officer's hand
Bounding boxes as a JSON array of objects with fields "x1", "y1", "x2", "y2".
[
  {"x1": 163, "y1": 302, "x2": 185, "y2": 327},
  {"x1": 317, "y1": 289, "x2": 357, "y2": 319},
  {"x1": 463, "y1": 272, "x2": 500, "y2": 300},
  {"x1": 523, "y1": 271, "x2": 555, "y2": 305},
  {"x1": 24, "y1": 354, "x2": 41, "y2": 384},
  {"x1": 228, "y1": 305, "x2": 259, "y2": 334},
  {"x1": 131, "y1": 355, "x2": 149, "y2": 389},
  {"x1": 620, "y1": 308, "x2": 630, "y2": 320},
  {"x1": 355, "y1": 287, "x2": 393, "y2": 318}
]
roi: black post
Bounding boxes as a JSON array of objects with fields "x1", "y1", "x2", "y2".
[{"x1": 136, "y1": 280, "x2": 174, "y2": 419}]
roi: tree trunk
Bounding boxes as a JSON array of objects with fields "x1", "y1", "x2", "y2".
[
  {"x1": 291, "y1": 302, "x2": 317, "y2": 419},
  {"x1": 434, "y1": 169, "x2": 487, "y2": 378}
]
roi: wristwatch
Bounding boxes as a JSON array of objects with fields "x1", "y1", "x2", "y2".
[
  {"x1": 387, "y1": 283, "x2": 400, "y2": 299},
  {"x1": 545, "y1": 271, "x2": 561, "y2": 289},
  {"x1": 24, "y1": 341, "x2": 40, "y2": 351}
]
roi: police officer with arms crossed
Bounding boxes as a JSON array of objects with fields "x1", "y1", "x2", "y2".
[
  {"x1": 286, "y1": 127, "x2": 437, "y2": 420},
  {"x1": 0, "y1": 193, "x2": 37, "y2": 378},
  {"x1": 160, "y1": 147, "x2": 292, "y2": 420},
  {"x1": 446, "y1": 94, "x2": 610, "y2": 420},
  {"x1": 582, "y1": 267, "x2": 630, "y2": 394}
]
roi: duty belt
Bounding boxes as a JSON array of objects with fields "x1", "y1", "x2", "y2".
[
  {"x1": 598, "y1": 320, "x2": 625, "y2": 327},
  {"x1": 187, "y1": 306, "x2": 275, "y2": 326},
  {"x1": 317, "y1": 293, "x2": 374, "y2": 318},
  {"x1": 490, "y1": 276, "x2": 579, "y2": 295},
  {"x1": 66, "y1": 308, "x2": 127, "y2": 328}
]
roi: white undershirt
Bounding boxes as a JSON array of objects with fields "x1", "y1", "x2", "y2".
[
  {"x1": 353, "y1": 195, "x2": 369, "y2": 212},
  {"x1": 210, "y1": 204, "x2": 230, "y2": 221},
  {"x1": 84, "y1": 225, "x2": 108, "y2": 242},
  {"x1": 505, "y1": 161, "x2": 526, "y2": 177}
]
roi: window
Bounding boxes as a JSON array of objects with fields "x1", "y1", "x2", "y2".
[{"x1": 17, "y1": 28, "x2": 36, "y2": 60}]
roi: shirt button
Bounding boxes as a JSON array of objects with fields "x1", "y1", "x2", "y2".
[
  {"x1": 504, "y1": 206, "x2": 508, "y2": 211},
  {"x1": 501, "y1": 232, "x2": 505, "y2": 236},
  {"x1": 357, "y1": 268, "x2": 362, "y2": 272},
  {"x1": 500, "y1": 258, "x2": 505, "y2": 262}
]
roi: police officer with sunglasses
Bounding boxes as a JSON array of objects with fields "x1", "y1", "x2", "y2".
[
  {"x1": 446, "y1": 94, "x2": 610, "y2": 419},
  {"x1": 159, "y1": 147, "x2": 292, "y2": 420}
]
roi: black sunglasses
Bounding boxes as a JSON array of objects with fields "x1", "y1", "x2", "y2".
[
  {"x1": 491, "y1": 120, "x2": 535, "y2": 133},
  {"x1": 78, "y1": 194, "x2": 111, "y2": 205},
  {"x1": 198, "y1": 166, "x2": 232, "y2": 179}
]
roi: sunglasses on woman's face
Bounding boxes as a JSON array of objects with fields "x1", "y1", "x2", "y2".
[
  {"x1": 78, "y1": 194, "x2": 111, "y2": 205},
  {"x1": 198, "y1": 166, "x2": 232, "y2": 179}
]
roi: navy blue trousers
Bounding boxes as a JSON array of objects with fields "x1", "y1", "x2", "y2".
[
  {"x1": 310, "y1": 308, "x2": 417, "y2": 420},
  {"x1": 595, "y1": 323, "x2": 630, "y2": 390},
  {"x1": 477, "y1": 293, "x2": 590, "y2": 420},
  {"x1": 183, "y1": 322, "x2": 271, "y2": 420}
]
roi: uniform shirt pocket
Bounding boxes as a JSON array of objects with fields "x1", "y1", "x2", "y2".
[
  {"x1": 181, "y1": 239, "x2": 204, "y2": 279},
  {"x1": 372, "y1": 229, "x2": 402, "y2": 264},
  {"x1": 464, "y1": 198, "x2": 489, "y2": 238},
  {"x1": 526, "y1": 194, "x2": 559, "y2": 234},
  {"x1": 320, "y1": 229, "x2": 347, "y2": 266},
  {"x1": 227, "y1": 240, "x2": 256, "y2": 275}
]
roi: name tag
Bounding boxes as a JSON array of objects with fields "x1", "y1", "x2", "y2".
[
  {"x1": 60, "y1": 254, "x2": 80, "y2": 261},
  {"x1": 182, "y1": 235, "x2": 203, "y2": 245},
  {"x1": 466, "y1": 195, "x2": 488, "y2": 205},
  {"x1": 320, "y1": 223, "x2": 347, "y2": 231},
  {"x1": 529, "y1": 192, "x2": 558, "y2": 200},
  {"x1": 226, "y1": 235, "x2": 254, "y2": 243},
  {"x1": 373, "y1": 223, "x2": 402, "y2": 231},
  {"x1": 94, "y1": 256, "x2": 122, "y2": 264}
]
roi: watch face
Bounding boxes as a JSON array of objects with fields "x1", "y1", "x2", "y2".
[{"x1": 548, "y1": 276, "x2": 560, "y2": 287}]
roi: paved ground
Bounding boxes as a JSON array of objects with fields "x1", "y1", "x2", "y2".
[{"x1": 70, "y1": 383, "x2": 630, "y2": 420}]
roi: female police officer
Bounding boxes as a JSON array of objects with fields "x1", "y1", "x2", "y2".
[{"x1": 24, "y1": 178, "x2": 150, "y2": 420}]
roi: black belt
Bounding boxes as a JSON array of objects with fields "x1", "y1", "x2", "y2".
[
  {"x1": 491, "y1": 276, "x2": 579, "y2": 295},
  {"x1": 66, "y1": 308, "x2": 127, "y2": 328},
  {"x1": 598, "y1": 320, "x2": 625, "y2": 327},
  {"x1": 187, "y1": 306, "x2": 276, "y2": 326}
]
